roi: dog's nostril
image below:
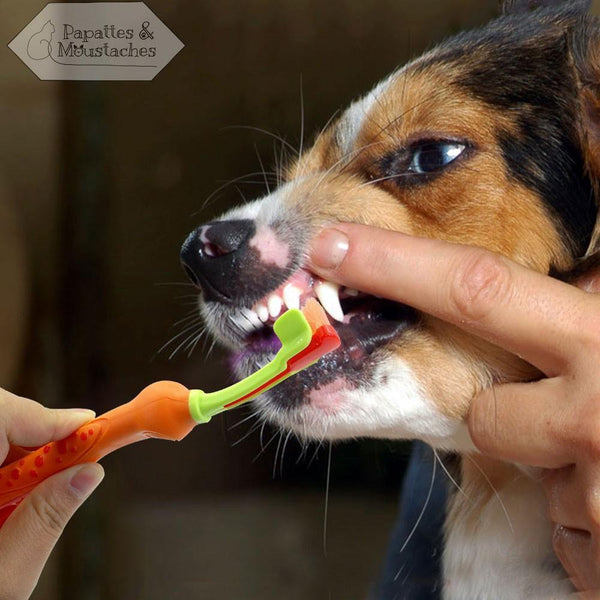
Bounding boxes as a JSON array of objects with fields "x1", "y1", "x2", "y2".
[
  {"x1": 201, "y1": 220, "x2": 255, "y2": 257},
  {"x1": 203, "y1": 241, "x2": 228, "y2": 258},
  {"x1": 179, "y1": 219, "x2": 257, "y2": 299},
  {"x1": 181, "y1": 263, "x2": 201, "y2": 288}
]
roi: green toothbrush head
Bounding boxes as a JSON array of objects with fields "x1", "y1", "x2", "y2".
[{"x1": 188, "y1": 308, "x2": 313, "y2": 423}]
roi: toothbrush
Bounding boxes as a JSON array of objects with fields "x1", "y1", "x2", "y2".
[{"x1": 0, "y1": 299, "x2": 339, "y2": 526}]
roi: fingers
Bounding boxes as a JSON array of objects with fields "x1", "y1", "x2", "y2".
[
  {"x1": 468, "y1": 378, "x2": 573, "y2": 468},
  {"x1": 0, "y1": 388, "x2": 95, "y2": 461},
  {"x1": 544, "y1": 463, "x2": 600, "y2": 539},
  {"x1": 553, "y1": 526, "x2": 600, "y2": 593},
  {"x1": 309, "y1": 224, "x2": 598, "y2": 376},
  {"x1": 0, "y1": 463, "x2": 104, "y2": 600}
]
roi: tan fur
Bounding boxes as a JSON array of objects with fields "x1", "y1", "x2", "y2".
[{"x1": 282, "y1": 57, "x2": 569, "y2": 423}]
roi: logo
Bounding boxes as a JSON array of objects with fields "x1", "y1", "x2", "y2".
[{"x1": 8, "y1": 3, "x2": 184, "y2": 81}]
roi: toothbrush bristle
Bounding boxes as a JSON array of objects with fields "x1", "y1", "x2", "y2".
[{"x1": 301, "y1": 298, "x2": 330, "y2": 332}]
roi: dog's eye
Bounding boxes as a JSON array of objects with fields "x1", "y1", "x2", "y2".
[
  {"x1": 379, "y1": 139, "x2": 469, "y2": 186},
  {"x1": 408, "y1": 141, "x2": 466, "y2": 174}
]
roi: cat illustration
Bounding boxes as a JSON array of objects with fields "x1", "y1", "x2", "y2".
[{"x1": 27, "y1": 20, "x2": 55, "y2": 60}]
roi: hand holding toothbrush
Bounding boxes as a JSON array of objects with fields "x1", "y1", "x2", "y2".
[
  {"x1": 0, "y1": 388, "x2": 103, "y2": 600},
  {"x1": 0, "y1": 302, "x2": 339, "y2": 599}
]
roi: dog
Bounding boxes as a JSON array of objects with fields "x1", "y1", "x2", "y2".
[{"x1": 180, "y1": 1, "x2": 600, "y2": 597}]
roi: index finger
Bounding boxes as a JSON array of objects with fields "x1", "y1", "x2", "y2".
[{"x1": 308, "y1": 223, "x2": 596, "y2": 376}]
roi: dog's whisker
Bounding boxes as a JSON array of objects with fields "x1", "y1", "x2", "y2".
[
  {"x1": 194, "y1": 170, "x2": 280, "y2": 215},
  {"x1": 156, "y1": 321, "x2": 206, "y2": 355},
  {"x1": 432, "y1": 448, "x2": 471, "y2": 502},
  {"x1": 228, "y1": 410, "x2": 259, "y2": 431},
  {"x1": 323, "y1": 441, "x2": 333, "y2": 558},
  {"x1": 222, "y1": 124, "x2": 299, "y2": 157},
  {"x1": 297, "y1": 74, "x2": 306, "y2": 178},
  {"x1": 253, "y1": 143, "x2": 272, "y2": 195},
  {"x1": 398, "y1": 455, "x2": 436, "y2": 553},
  {"x1": 204, "y1": 337, "x2": 219, "y2": 360},
  {"x1": 167, "y1": 327, "x2": 205, "y2": 360},
  {"x1": 464, "y1": 454, "x2": 514, "y2": 534},
  {"x1": 231, "y1": 419, "x2": 264, "y2": 447},
  {"x1": 154, "y1": 281, "x2": 196, "y2": 287},
  {"x1": 308, "y1": 140, "x2": 387, "y2": 198},
  {"x1": 307, "y1": 437, "x2": 325, "y2": 469},
  {"x1": 272, "y1": 431, "x2": 285, "y2": 479},
  {"x1": 172, "y1": 312, "x2": 203, "y2": 327},
  {"x1": 183, "y1": 328, "x2": 208, "y2": 358},
  {"x1": 279, "y1": 430, "x2": 293, "y2": 478},
  {"x1": 259, "y1": 420, "x2": 267, "y2": 450}
]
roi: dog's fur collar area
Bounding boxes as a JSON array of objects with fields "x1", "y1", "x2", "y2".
[{"x1": 444, "y1": 456, "x2": 571, "y2": 599}]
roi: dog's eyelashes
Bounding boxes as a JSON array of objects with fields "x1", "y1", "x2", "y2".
[
  {"x1": 408, "y1": 141, "x2": 466, "y2": 174},
  {"x1": 379, "y1": 138, "x2": 470, "y2": 185}
]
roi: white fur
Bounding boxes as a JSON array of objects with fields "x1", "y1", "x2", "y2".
[
  {"x1": 335, "y1": 73, "x2": 394, "y2": 154},
  {"x1": 444, "y1": 476, "x2": 572, "y2": 599},
  {"x1": 257, "y1": 356, "x2": 473, "y2": 451}
]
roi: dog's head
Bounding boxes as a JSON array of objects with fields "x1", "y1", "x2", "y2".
[{"x1": 181, "y1": 0, "x2": 600, "y2": 450}]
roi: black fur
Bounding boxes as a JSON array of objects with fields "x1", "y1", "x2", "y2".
[{"x1": 418, "y1": 3, "x2": 598, "y2": 257}]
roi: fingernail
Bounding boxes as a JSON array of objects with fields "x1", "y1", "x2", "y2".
[
  {"x1": 64, "y1": 408, "x2": 96, "y2": 420},
  {"x1": 310, "y1": 228, "x2": 349, "y2": 270},
  {"x1": 69, "y1": 463, "x2": 104, "y2": 498}
]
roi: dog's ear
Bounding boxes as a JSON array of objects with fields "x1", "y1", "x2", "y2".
[{"x1": 501, "y1": 0, "x2": 591, "y2": 15}]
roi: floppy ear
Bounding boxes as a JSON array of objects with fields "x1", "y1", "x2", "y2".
[{"x1": 502, "y1": 0, "x2": 591, "y2": 15}]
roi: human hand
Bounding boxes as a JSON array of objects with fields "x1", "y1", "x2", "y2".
[
  {"x1": 0, "y1": 388, "x2": 103, "y2": 600},
  {"x1": 308, "y1": 222, "x2": 600, "y2": 593}
]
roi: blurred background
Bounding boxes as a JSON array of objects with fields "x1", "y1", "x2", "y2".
[{"x1": 1, "y1": 1, "x2": 499, "y2": 598}]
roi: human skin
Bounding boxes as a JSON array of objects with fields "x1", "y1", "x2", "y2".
[
  {"x1": 309, "y1": 222, "x2": 600, "y2": 594},
  {"x1": 0, "y1": 389, "x2": 103, "y2": 600}
]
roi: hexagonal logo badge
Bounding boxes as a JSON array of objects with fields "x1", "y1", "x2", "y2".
[{"x1": 8, "y1": 3, "x2": 184, "y2": 80}]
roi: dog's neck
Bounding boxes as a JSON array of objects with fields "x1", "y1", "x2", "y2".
[{"x1": 442, "y1": 454, "x2": 572, "y2": 599}]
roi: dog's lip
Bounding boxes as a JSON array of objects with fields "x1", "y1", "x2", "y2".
[
  {"x1": 228, "y1": 266, "x2": 367, "y2": 336},
  {"x1": 232, "y1": 293, "x2": 418, "y2": 366}
]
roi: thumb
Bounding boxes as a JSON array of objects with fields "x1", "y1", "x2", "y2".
[
  {"x1": 0, "y1": 463, "x2": 104, "y2": 600},
  {"x1": 467, "y1": 378, "x2": 570, "y2": 469}
]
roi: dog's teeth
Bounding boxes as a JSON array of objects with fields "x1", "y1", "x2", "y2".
[
  {"x1": 314, "y1": 281, "x2": 344, "y2": 322},
  {"x1": 256, "y1": 303, "x2": 269, "y2": 323},
  {"x1": 282, "y1": 284, "x2": 301, "y2": 310},
  {"x1": 345, "y1": 287, "x2": 359, "y2": 296},
  {"x1": 268, "y1": 294, "x2": 283, "y2": 318}
]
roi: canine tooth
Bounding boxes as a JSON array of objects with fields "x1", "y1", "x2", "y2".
[
  {"x1": 315, "y1": 281, "x2": 344, "y2": 322},
  {"x1": 268, "y1": 294, "x2": 283, "y2": 318},
  {"x1": 282, "y1": 284, "x2": 301, "y2": 310},
  {"x1": 345, "y1": 288, "x2": 359, "y2": 296},
  {"x1": 256, "y1": 303, "x2": 269, "y2": 323}
]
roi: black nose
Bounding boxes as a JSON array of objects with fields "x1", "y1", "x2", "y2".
[{"x1": 180, "y1": 219, "x2": 256, "y2": 301}]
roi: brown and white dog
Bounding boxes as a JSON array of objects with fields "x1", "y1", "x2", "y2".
[{"x1": 180, "y1": 1, "x2": 600, "y2": 597}]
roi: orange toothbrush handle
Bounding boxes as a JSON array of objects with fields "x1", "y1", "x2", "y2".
[{"x1": 0, "y1": 381, "x2": 196, "y2": 522}]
